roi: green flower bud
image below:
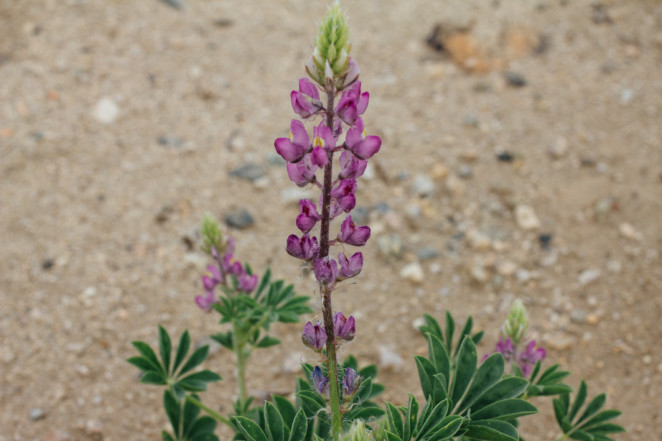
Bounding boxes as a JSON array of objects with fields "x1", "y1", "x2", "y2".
[
  {"x1": 307, "y1": 1, "x2": 352, "y2": 86},
  {"x1": 340, "y1": 420, "x2": 370, "y2": 441},
  {"x1": 502, "y1": 299, "x2": 529, "y2": 345},
  {"x1": 372, "y1": 417, "x2": 390, "y2": 441},
  {"x1": 200, "y1": 213, "x2": 224, "y2": 255}
]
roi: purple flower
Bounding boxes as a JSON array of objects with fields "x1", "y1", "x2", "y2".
[
  {"x1": 302, "y1": 321, "x2": 327, "y2": 351},
  {"x1": 330, "y1": 179, "x2": 357, "y2": 212},
  {"x1": 312, "y1": 122, "x2": 335, "y2": 156},
  {"x1": 342, "y1": 367, "x2": 360, "y2": 397},
  {"x1": 335, "y1": 81, "x2": 369, "y2": 126},
  {"x1": 337, "y1": 216, "x2": 371, "y2": 247},
  {"x1": 337, "y1": 252, "x2": 363, "y2": 280},
  {"x1": 296, "y1": 199, "x2": 321, "y2": 234},
  {"x1": 345, "y1": 118, "x2": 381, "y2": 160},
  {"x1": 517, "y1": 340, "x2": 546, "y2": 377},
  {"x1": 333, "y1": 311, "x2": 355, "y2": 341},
  {"x1": 223, "y1": 254, "x2": 243, "y2": 277},
  {"x1": 312, "y1": 366, "x2": 329, "y2": 395},
  {"x1": 286, "y1": 234, "x2": 319, "y2": 261},
  {"x1": 338, "y1": 150, "x2": 367, "y2": 180},
  {"x1": 195, "y1": 289, "x2": 216, "y2": 311},
  {"x1": 237, "y1": 271, "x2": 258, "y2": 293},
  {"x1": 275, "y1": 120, "x2": 310, "y2": 163},
  {"x1": 291, "y1": 78, "x2": 323, "y2": 118},
  {"x1": 494, "y1": 337, "x2": 515, "y2": 362},
  {"x1": 314, "y1": 256, "x2": 338, "y2": 285},
  {"x1": 286, "y1": 154, "x2": 318, "y2": 187},
  {"x1": 202, "y1": 265, "x2": 222, "y2": 291},
  {"x1": 336, "y1": 57, "x2": 360, "y2": 91}
]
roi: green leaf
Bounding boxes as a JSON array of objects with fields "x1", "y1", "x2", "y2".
[
  {"x1": 288, "y1": 408, "x2": 308, "y2": 441},
  {"x1": 179, "y1": 370, "x2": 222, "y2": 385},
  {"x1": 553, "y1": 398, "x2": 572, "y2": 433},
  {"x1": 386, "y1": 432, "x2": 403, "y2": 441},
  {"x1": 297, "y1": 390, "x2": 326, "y2": 415},
  {"x1": 272, "y1": 395, "x2": 296, "y2": 427},
  {"x1": 210, "y1": 331, "x2": 234, "y2": 350},
  {"x1": 386, "y1": 402, "x2": 403, "y2": 438},
  {"x1": 264, "y1": 401, "x2": 285, "y2": 441},
  {"x1": 256, "y1": 336, "x2": 281, "y2": 348},
  {"x1": 255, "y1": 268, "x2": 272, "y2": 300},
  {"x1": 182, "y1": 394, "x2": 201, "y2": 436},
  {"x1": 346, "y1": 405, "x2": 385, "y2": 420},
  {"x1": 426, "y1": 334, "x2": 450, "y2": 389},
  {"x1": 569, "y1": 430, "x2": 594, "y2": 441},
  {"x1": 471, "y1": 398, "x2": 538, "y2": 421},
  {"x1": 444, "y1": 311, "x2": 455, "y2": 354},
  {"x1": 173, "y1": 330, "x2": 191, "y2": 374},
  {"x1": 188, "y1": 416, "x2": 217, "y2": 438},
  {"x1": 426, "y1": 415, "x2": 463, "y2": 441},
  {"x1": 416, "y1": 399, "x2": 449, "y2": 438},
  {"x1": 131, "y1": 341, "x2": 163, "y2": 373},
  {"x1": 578, "y1": 410, "x2": 621, "y2": 430},
  {"x1": 414, "y1": 356, "x2": 435, "y2": 401},
  {"x1": 162, "y1": 431, "x2": 176, "y2": 441},
  {"x1": 569, "y1": 381, "x2": 587, "y2": 422},
  {"x1": 421, "y1": 314, "x2": 443, "y2": 340},
  {"x1": 163, "y1": 390, "x2": 181, "y2": 437},
  {"x1": 471, "y1": 330, "x2": 485, "y2": 346},
  {"x1": 234, "y1": 416, "x2": 269, "y2": 441},
  {"x1": 472, "y1": 377, "x2": 530, "y2": 412},
  {"x1": 450, "y1": 337, "x2": 477, "y2": 407},
  {"x1": 159, "y1": 326, "x2": 172, "y2": 375},
  {"x1": 402, "y1": 394, "x2": 418, "y2": 441},
  {"x1": 179, "y1": 345, "x2": 210, "y2": 376},
  {"x1": 358, "y1": 364, "x2": 378, "y2": 380},
  {"x1": 127, "y1": 356, "x2": 158, "y2": 373},
  {"x1": 465, "y1": 420, "x2": 518, "y2": 441},
  {"x1": 140, "y1": 371, "x2": 167, "y2": 385},
  {"x1": 588, "y1": 423, "x2": 626, "y2": 435},
  {"x1": 577, "y1": 394, "x2": 606, "y2": 425},
  {"x1": 457, "y1": 353, "x2": 504, "y2": 414}
]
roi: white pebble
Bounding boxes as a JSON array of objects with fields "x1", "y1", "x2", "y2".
[
  {"x1": 515, "y1": 204, "x2": 541, "y2": 230},
  {"x1": 400, "y1": 262, "x2": 424, "y2": 284},
  {"x1": 92, "y1": 97, "x2": 120, "y2": 124}
]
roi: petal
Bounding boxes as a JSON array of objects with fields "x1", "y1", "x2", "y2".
[
  {"x1": 353, "y1": 135, "x2": 381, "y2": 160},
  {"x1": 311, "y1": 146, "x2": 328, "y2": 167},
  {"x1": 357, "y1": 92, "x2": 369, "y2": 115},
  {"x1": 290, "y1": 119, "x2": 309, "y2": 147},
  {"x1": 275, "y1": 138, "x2": 305, "y2": 163},
  {"x1": 299, "y1": 77, "x2": 319, "y2": 99}
]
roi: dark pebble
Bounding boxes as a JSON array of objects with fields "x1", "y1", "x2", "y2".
[
  {"x1": 504, "y1": 72, "x2": 527, "y2": 87},
  {"x1": 42, "y1": 259, "x2": 54, "y2": 271},
  {"x1": 496, "y1": 151, "x2": 514, "y2": 162},
  {"x1": 229, "y1": 164, "x2": 266, "y2": 182},
  {"x1": 351, "y1": 207, "x2": 370, "y2": 225},
  {"x1": 372, "y1": 202, "x2": 391, "y2": 214},
  {"x1": 158, "y1": 0, "x2": 184, "y2": 10},
  {"x1": 155, "y1": 205, "x2": 174, "y2": 224},
  {"x1": 538, "y1": 233, "x2": 553, "y2": 250},
  {"x1": 418, "y1": 247, "x2": 440, "y2": 260},
  {"x1": 225, "y1": 209, "x2": 254, "y2": 229},
  {"x1": 157, "y1": 135, "x2": 183, "y2": 148},
  {"x1": 213, "y1": 18, "x2": 234, "y2": 28}
]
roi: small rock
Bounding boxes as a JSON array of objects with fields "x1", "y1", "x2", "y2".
[
  {"x1": 229, "y1": 164, "x2": 266, "y2": 182},
  {"x1": 570, "y1": 309, "x2": 587, "y2": 324},
  {"x1": 466, "y1": 229, "x2": 492, "y2": 250},
  {"x1": 458, "y1": 150, "x2": 479, "y2": 163},
  {"x1": 280, "y1": 187, "x2": 315, "y2": 204},
  {"x1": 606, "y1": 259, "x2": 622, "y2": 274},
  {"x1": 458, "y1": 165, "x2": 473, "y2": 179},
  {"x1": 543, "y1": 332, "x2": 576, "y2": 350},
  {"x1": 538, "y1": 233, "x2": 553, "y2": 250},
  {"x1": 619, "y1": 222, "x2": 643, "y2": 241},
  {"x1": 92, "y1": 97, "x2": 120, "y2": 124},
  {"x1": 159, "y1": 0, "x2": 185, "y2": 10},
  {"x1": 400, "y1": 262, "x2": 425, "y2": 284},
  {"x1": 445, "y1": 175, "x2": 465, "y2": 196},
  {"x1": 378, "y1": 345, "x2": 403, "y2": 370},
  {"x1": 470, "y1": 262, "x2": 488, "y2": 284},
  {"x1": 376, "y1": 234, "x2": 403, "y2": 260},
  {"x1": 463, "y1": 114, "x2": 479, "y2": 127},
  {"x1": 156, "y1": 135, "x2": 183, "y2": 148},
  {"x1": 515, "y1": 204, "x2": 541, "y2": 230},
  {"x1": 586, "y1": 313, "x2": 600, "y2": 325},
  {"x1": 42, "y1": 258, "x2": 54, "y2": 270},
  {"x1": 30, "y1": 408, "x2": 45, "y2": 421},
  {"x1": 593, "y1": 196, "x2": 617, "y2": 220},
  {"x1": 516, "y1": 269, "x2": 531, "y2": 282},
  {"x1": 412, "y1": 316, "x2": 427, "y2": 331},
  {"x1": 351, "y1": 206, "x2": 369, "y2": 225},
  {"x1": 417, "y1": 247, "x2": 439, "y2": 260},
  {"x1": 620, "y1": 88, "x2": 634, "y2": 105},
  {"x1": 496, "y1": 151, "x2": 514, "y2": 162},
  {"x1": 430, "y1": 163, "x2": 449, "y2": 180},
  {"x1": 578, "y1": 268, "x2": 601, "y2": 286},
  {"x1": 504, "y1": 71, "x2": 527, "y2": 87},
  {"x1": 496, "y1": 261, "x2": 518, "y2": 276},
  {"x1": 412, "y1": 174, "x2": 436, "y2": 196},
  {"x1": 84, "y1": 419, "x2": 103, "y2": 440},
  {"x1": 548, "y1": 137, "x2": 568, "y2": 159},
  {"x1": 224, "y1": 209, "x2": 254, "y2": 229}
]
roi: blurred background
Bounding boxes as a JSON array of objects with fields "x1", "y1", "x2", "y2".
[{"x1": 1, "y1": 0, "x2": 661, "y2": 440}]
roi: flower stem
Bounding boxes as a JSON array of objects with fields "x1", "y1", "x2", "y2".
[
  {"x1": 233, "y1": 322, "x2": 249, "y2": 413},
  {"x1": 319, "y1": 85, "x2": 343, "y2": 440},
  {"x1": 185, "y1": 395, "x2": 233, "y2": 427}
]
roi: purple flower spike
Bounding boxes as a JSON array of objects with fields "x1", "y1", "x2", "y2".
[
  {"x1": 195, "y1": 289, "x2": 216, "y2": 311},
  {"x1": 333, "y1": 311, "x2": 355, "y2": 341},
  {"x1": 202, "y1": 265, "x2": 222, "y2": 290},
  {"x1": 302, "y1": 321, "x2": 327, "y2": 351},
  {"x1": 345, "y1": 118, "x2": 381, "y2": 160},
  {"x1": 330, "y1": 179, "x2": 357, "y2": 212},
  {"x1": 337, "y1": 252, "x2": 363, "y2": 280},
  {"x1": 517, "y1": 340, "x2": 546, "y2": 377},
  {"x1": 337, "y1": 216, "x2": 371, "y2": 247},
  {"x1": 338, "y1": 150, "x2": 367, "y2": 180},
  {"x1": 314, "y1": 256, "x2": 338, "y2": 285},
  {"x1": 495, "y1": 337, "x2": 515, "y2": 362},
  {"x1": 342, "y1": 367, "x2": 360, "y2": 397},
  {"x1": 237, "y1": 271, "x2": 258, "y2": 293},
  {"x1": 296, "y1": 199, "x2": 321, "y2": 234},
  {"x1": 312, "y1": 366, "x2": 329, "y2": 395},
  {"x1": 286, "y1": 154, "x2": 318, "y2": 187},
  {"x1": 291, "y1": 78, "x2": 323, "y2": 118},
  {"x1": 275, "y1": 120, "x2": 310, "y2": 163},
  {"x1": 286, "y1": 234, "x2": 319, "y2": 261}
]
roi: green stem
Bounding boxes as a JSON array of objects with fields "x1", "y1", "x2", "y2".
[
  {"x1": 552, "y1": 434, "x2": 569, "y2": 441},
  {"x1": 233, "y1": 322, "x2": 249, "y2": 413},
  {"x1": 185, "y1": 395, "x2": 233, "y2": 427}
]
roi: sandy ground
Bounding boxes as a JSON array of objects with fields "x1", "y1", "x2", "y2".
[{"x1": 1, "y1": 1, "x2": 661, "y2": 440}]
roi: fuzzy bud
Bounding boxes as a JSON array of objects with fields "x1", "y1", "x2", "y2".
[{"x1": 502, "y1": 299, "x2": 528, "y2": 345}]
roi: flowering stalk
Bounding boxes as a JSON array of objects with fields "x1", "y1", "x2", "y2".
[{"x1": 275, "y1": 3, "x2": 379, "y2": 439}]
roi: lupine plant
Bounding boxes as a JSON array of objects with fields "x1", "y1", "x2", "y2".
[{"x1": 128, "y1": 3, "x2": 624, "y2": 441}]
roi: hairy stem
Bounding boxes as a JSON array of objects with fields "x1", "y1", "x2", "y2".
[
  {"x1": 233, "y1": 322, "x2": 249, "y2": 413},
  {"x1": 319, "y1": 85, "x2": 343, "y2": 440},
  {"x1": 185, "y1": 395, "x2": 233, "y2": 427}
]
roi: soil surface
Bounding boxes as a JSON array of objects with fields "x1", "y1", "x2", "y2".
[{"x1": 1, "y1": 1, "x2": 661, "y2": 440}]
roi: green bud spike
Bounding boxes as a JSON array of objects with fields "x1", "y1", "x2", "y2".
[
  {"x1": 502, "y1": 299, "x2": 529, "y2": 345},
  {"x1": 309, "y1": 1, "x2": 351, "y2": 85},
  {"x1": 340, "y1": 420, "x2": 371, "y2": 441},
  {"x1": 200, "y1": 213, "x2": 224, "y2": 255}
]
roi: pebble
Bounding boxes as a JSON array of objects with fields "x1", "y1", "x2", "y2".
[
  {"x1": 92, "y1": 97, "x2": 120, "y2": 124},
  {"x1": 542, "y1": 332, "x2": 576, "y2": 350},
  {"x1": 412, "y1": 316, "x2": 427, "y2": 331},
  {"x1": 445, "y1": 175, "x2": 465, "y2": 196},
  {"x1": 578, "y1": 268, "x2": 601, "y2": 286},
  {"x1": 378, "y1": 345, "x2": 403, "y2": 369},
  {"x1": 570, "y1": 309, "x2": 587, "y2": 324},
  {"x1": 159, "y1": 0, "x2": 185, "y2": 9},
  {"x1": 620, "y1": 88, "x2": 634, "y2": 105},
  {"x1": 229, "y1": 164, "x2": 266, "y2": 182},
  {"x1": 606, "y1": 259, "x2": 622, "y2": 274},
  {"x1": 417, "y1": 247, "x2": 439, "y2": 260},
  {"x1": 412, "y1": 174, "x2": 436, "y2": 196},
  {"x1": 376, "y1": 234, "x2": 403, "y2": 260},
  {"x1": 458, "y1": 165, "x2": 473, "y2": 179},
  {"x1": 156, "y1": 135, "x2": 183, "y2": 148},
  {"x1": 619, "y1": 222, "x2": 643, "y2": 241},
  {"x1": 548, "y1": 136, "x2": 568, "y2": 159},
  {"x1": 515, "y1": 204, "x2": 541, "y2": 230},
  {"x1": 538, "y1": 233, "x2": 553, "y2": 250},
  {"x1": 504, "y1": 71, "x2": 527, "y2": 87},
  {"x1": 400, "y1": 262, "x2": 425, "y2": 284},
  {"x1": 496, "y1": 260, "x2": 518, "y2": 276},
  {"x1": 470, "y1": 261, "x2": 488, "y2": 284},
  {"x1": 466, "y1": 229, "x2": 492, "y2": 250},
  {"x1": 430, "y1": 163, "x2": 449, "y2": 180},
  {"x1": 496, "y1": 151, "x2": 514, "y2": 162},
  {"x1": 224, "y1": 209, "x2": 254, "y2": 229},
  {"x1": 30, "y1": 407, "x2": 45, "y2": 421},
  {"x1": 280, "y1": 188, "x2": 315, "y2": 204}
]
